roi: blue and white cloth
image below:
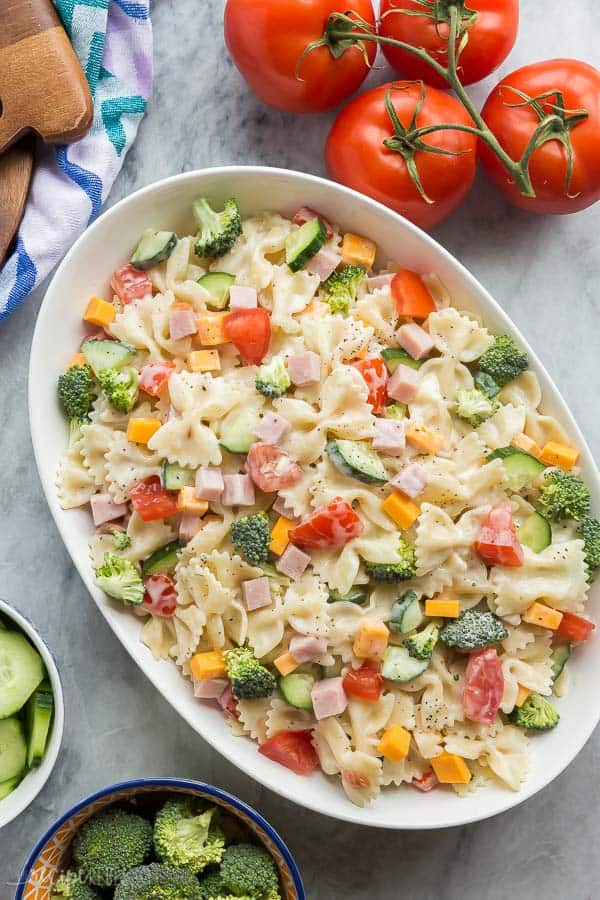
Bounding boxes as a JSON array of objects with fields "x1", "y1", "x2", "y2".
[{"x1": 0, "y1": 0, "x2": 153, "y2": 321}]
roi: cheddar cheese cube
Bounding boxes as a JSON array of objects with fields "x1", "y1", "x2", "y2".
[
  {"x1": 274, "y1": 652, "x2": 300, "y2": 677},
  {"x1": 195, "y1": 311, "x2": 230, "y2": 346},
  {"x1": 190, "y1": 651, "x2": 226, "y2": 680},
  {"x1": 126, "y1": 417, "x2": 162, "y2": 444},
  {"x1": 177, "y1": 487, "x2": 209, "y2": 516},
  {"x1": 353, "y1": 619, "x2": 389, "y2": 660},
  {"x1": 382, "y1": 491, "x2": 420, "y2": 530},
  {"x1": 515, "y1": 684, "x2": 532, "y2": 708},
  {"x1": 406, "y1": 425, "x2": 444, "y2": 455},
  {"x1": 522, "y1": 601, "x2": 563, "y2": 631},
  {"x1": 67, "y1": 352, "x2": 86, "y2": 370},
  {"x1": 341, "y1": 233, "x2": 377, "y2": 270},
  {"x1": 511, "y1": 433, "x2": 542, "y2": 459},
  {"x1": 540, "y1": 441, "x2": 579, "y2": 470},
  {"x1": 188, "y1": 349, "x2": 221, "y2": 372},
  {"x1": 299, "y1": 300, "x2": 329, "y2": 320},
  {"x1": 378, "y1": 725, "x2": 411, "y2": 762},
  {"x1": 269, "y1": 516, "x2": 295, "y2": 556},
  {"x1": 425, "y1": 597, "x2": 460, "y2": 618},
  {"x1": 431, "y1": 752, "x2": 471, "y2": 785},
  {"x1": 83, "y1": 296, "x2": 116, "y2": 328}
]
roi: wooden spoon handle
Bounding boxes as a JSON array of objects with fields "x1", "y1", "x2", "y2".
[
  {"x1": 0, "y1": 0, "x2": 93, "y2": 152},
  {"x1": 0, "y1": 138, "x2": 35, "y2": 265}
]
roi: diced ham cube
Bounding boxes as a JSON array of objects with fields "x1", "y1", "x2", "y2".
[
  {"x1": 179, "y1": 514, "x2": 204, "y2": 544},
  {"x1": 289, "y1": 635, "x2": 328, "y2": 663},
  {"x1": 366, "y1": 273, "x2": 394, "y2": 292},
  {"x1": 372, "y1": 418, "x2": 406, "y2": 456},
  {"x1": 311, "y1": 677, "x2": 348, "y2": 721},
  {"x1": 221, "y1": 474, "x2": 255, "y2": 506},
  {"x1": 391, "y1": 463, "x2": 427, "y2": 499},
  {"x1": 193, "y1": 677, "x2": 229, "y2": 699},
  {"x1": 388, "y1": 364, "x2": 419, "y2": 402},
  {"x1": 275, "y1": 543, "x2": 311, "y2": 578},
  {"x1": 195, "y1": 467, "x2": 224, "y2": 502},
  {"x1": 229, "y1": 286, "x2": 258, "y2": 309},
  {"x1": 292, "y1": 207, "x2": 334, "y2": 239},
  {"x1": 396, "y1": 323, "x2": 434, "y2": 360},
  {"x1": 288, "y1": 351, "x2": 321, "y2": 386},
  {"x1": 272, "y1": 495, "x2": 300, "y2": 522},
  {"x1": 90, "y1": 493, "x2": 128, "y2": 527},
  {"x1": 169, "y1": 303, "x2": 197, "y2": 340},
  {"x1": 242, "y1": 576, "x2": 272, "y2": 611},
  {"x1": 307, "y1": 246, "x2": 342, "y2": 282},
  {"x1": 218, "y1": 683, "x2": 239, "y2": 718},
  {"x1": 254, "y1": 412, "x2": 291, "y2": 445}
]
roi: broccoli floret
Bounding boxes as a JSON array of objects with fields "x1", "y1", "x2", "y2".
[
  {"x1": 455, "y1": 387, "x2": 499, "y2": 427},
  {"x1": 114, "y1": 863, "x2": 203, "y2": 899},
  {"x1": 320, "y1": 265, "x2": 365, "y2": 315},
  {"x1": 220, "y1": 843, "x2": 279, "y2": 899},
  {"x1": 508, "y1": 693, "x2": 560, "y2": 731},
  {"x1": 111, "y1": 529, "x2": 132, "y2": 551},
  {"x1": 255, "y1": 357, "x2": 290, "y2": 399},
  {"x1": 537, "y1": 469, "x2": 591, "y2": 522},
  {"x1": 476, "y1": 334, "x2": 528, "y2": 387},
  {"x1": 153, "y1": 798, "x2": 225, "y2": 875},
  {"x1": 197, "y1": 871, "x2": 234, "y2": 900},
  {"x1": 473, "y1": 370, "x2": 500, "y2": 399},
  {"x1": 230, "y1": 513, "x2": 271, "y2": 566},
  {"x1": 404, "y1": 622, "x2": 439, "y2": 660},
  {"x1": 364, "y1": 540, "x2": 417, "y2": 582},
  {"x1": 577, "y1": 517, "x2": 600, "y2": 581},
  {"x1": 52, "y1": 873, "x2": 101, "y2": 900},
  {"x1": 224, "y1": 647, "x2": 276, "y2": 700},
  {"x1": 193, "y1": 197, "x2": 242, "y2": 259},
  {"x1": 439, "y1": 608, "x2": 508, "y2": 650},
  {"x1": 94, "y1": 552, "x2": 145, "y2": 606},
  {"x1": 98, "y1": 367, "x2": 139, "y2": 413},
  {"x1": 58, "y1": 364, "x2": 96, "y2": 421},
  {"x1": 385, "y1": 403, "x2": 407, "y2": 420},
  {"x1": 72, "y1": 808, "x2": 153, "y2": 888}
]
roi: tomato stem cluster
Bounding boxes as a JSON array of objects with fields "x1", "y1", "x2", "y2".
[{"x1": 325, "y1": 5, "x2": 589, "y2": 200}]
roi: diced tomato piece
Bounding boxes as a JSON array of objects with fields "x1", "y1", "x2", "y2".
[
  {"x1": 225, "y1": 308, "x2": 271, "y2": 365},
  {"x1": 351, "y1": 357, "x2": 388, "y2": 414},
  {"x1": 412, "y1": 768, "x2": 439, "y2": 792},
  {"x1": 557, "y1": 611, "x2": 596, "y2": 643},
  {"x1": 111, "y1": 264, "x2": 153, "y2": 305},
  {"x1": 289, "y1": 498, "x2": 363, "y2": 550},
  {"x1": 463, "y1": 648, "x2": 504, "y2": 726},
  {"x1": 475, "y1": 506, "x2": 524, "y2": 567},
  {"x1": 343, "y1": 664, "x2": 382, "y2": 701},
  {"x1": 259, "y1": 730, "x2": 319, "y2": 775},
  {"x1": 292, "y1": 207, "x2": 334, "y2": 240},
  {"x1": 391, "y1": 270, "x2": 437, "y2": 319},
  {"x1": 246, "y1": 442, "x2": 304, "y2": 493},
  {"x1": 130, "y1": 476, "x2": 179, "y2": 522},
  {"x1": 142, "y1": 574, "x2": 178, "y2": 617},
  {"x1": 139, "y1": 362, "x2": 177, "y2": 397}
]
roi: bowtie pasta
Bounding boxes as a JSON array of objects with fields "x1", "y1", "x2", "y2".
[{"x1": 56, "y1": 199, "x2": 598, "y2": 807}]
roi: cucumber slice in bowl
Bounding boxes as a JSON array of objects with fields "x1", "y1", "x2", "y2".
[
  {"x1": 0, "y1": 718, "x2": 27, "y2": 782},
  {"x1": 285, "y1": 217, "x2": 327, "y2": 273},
  {"x1": 487, "y1": 446, "x2": 545, "y2": 491},
  {"x1": 517, "y1": 512, "x2": 552, "y2": 553},
  {"x1": 327, "y1": 439, "x2": 388, "y2": 485},
  {"x1": 220, "y1": 408, "x2": 261, "y2": 454},
  {"x1": 279, "y1": 673, "x2": 314, "y2": 710},
  {"x1": 328, "y1": 588, "x2": 368, "y2": 604},
  {"x1": 130, "y1": 229, "x2": 177, "y2": 269},
  {"x1": 26, "y1": 681, "x2": 54, "y2": 768},
  {"x1": 382, "y1": 646, "x2": 429, "y2": 682},
  {"x1": 381, "y1": 347, "x2": 424, "y2": 374},
  {"x1": 0, "y1": 774, "x2": 22, "y2": 800},
  {"x1": 389, "y1": 591, "x2": 423, "y2": 634},
  {"x1": 0, "y1": 630, "x2": 45, "y2": 719},
  {"x1": 198, "y1": 272, "x2": 236, "y2": 310},
  {"x1": 161, "y1": 461, "x2": 195, "y2": 491},
  {"x1": 142, "y1": 541, "x2": 183, "y2": 576},
  {"x1": 81, "y1": 339, "x2": 136, "y2": 376}
]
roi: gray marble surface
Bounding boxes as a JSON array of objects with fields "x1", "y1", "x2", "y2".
[{"x1": 2, "y1": 0, "x2": 600, "y2": 897}]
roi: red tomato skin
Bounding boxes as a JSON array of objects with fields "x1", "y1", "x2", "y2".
[
  {"x1": 259, "y1": 730, "x2": 319, "y2": 775},
  {"x1": 246, "y1": 443, "x2": 304, "y2": 493},
  {"x1": 224, "y1": 0, "x2": 376, "y2": 114},
  {"x1": 557, "y1": 611, "x2": 596, "y2": 643},
  {"x1": 111, "y1": 265, "x2": 153, "y2": 304},
  {"x1": 463, "y1": 648, "x2": 504, "y2": 726},
  {"x1": 225, "y1": 308, "x2": 271, "y2": 366},
  {"x1": 139, "y1": 362, "x2": 176, "y2": 397},
  {"x1": 289, "y1": 498, "x2": 364, "y2": 550},
  {"x1": 343, "y1": 664, "x2": 383, "y2": 701},
  {"x1": 130, "y1": 477, "x2": 179, "y2": 522},
  {"x1": 351, "y1": 358, "x2": 388, "y2": 414},
  {"x1": 412, "y1": 768, "x2": 439, "y2": 792},
  {"x1": 480, "y1": 59, "x2": 600, "y2": 214},
  {"x1": 326, "y1": 81, "x2": 477, "y2": 231},
  {"x1": 379, "y1": 0, "x2": 519, "y2": 88},
  {"x1": 475, "y1": 506, "x2": 524, "y2": 567},
  {"x1": 142, "y1": 574, "x2": 178, "y2": 617}
]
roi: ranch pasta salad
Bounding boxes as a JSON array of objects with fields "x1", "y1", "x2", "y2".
[{"x1": 56, "y1": 199, "x2": 599, "y2": 807}]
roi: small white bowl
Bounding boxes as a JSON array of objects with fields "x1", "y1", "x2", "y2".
[{"x1": 0, "y1": 598, "x2": 64, "y2": 829}]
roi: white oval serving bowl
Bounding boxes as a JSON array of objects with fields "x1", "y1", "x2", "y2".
[
  {"x1": 29, "y1": 166, "x2": 600, "y2": 829},
  {"x1": 0, "y1": 598, "x2": 64, "y2": 829}
]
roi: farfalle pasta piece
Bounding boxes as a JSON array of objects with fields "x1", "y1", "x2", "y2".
[
  {"x1": 428, "y1": 306, "x2": 493, "y2": 362},
  {"x1": 148, "y1": 413, "x2": 222, "y2": 468},
  {"x1": 104, "y1": 431, "x2": 161, "y2": 503}
]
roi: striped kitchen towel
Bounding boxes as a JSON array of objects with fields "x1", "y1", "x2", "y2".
[{"x1": 0, "y1": 0, "x2": 153, "y2": 322}]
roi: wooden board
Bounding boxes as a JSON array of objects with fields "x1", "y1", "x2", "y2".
[
  {"x1": 0, "y1": 139, "x2": 35, "y2": 265},
  {"x1": 0, "y1": 0, "x2": 93, "y2": 152}
]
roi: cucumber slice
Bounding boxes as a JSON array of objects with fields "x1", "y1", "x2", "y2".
[
  {"x1": 220, "y1": 408, "x2": 261, "y2": 454},
  {"x1": 130, "y1": 229, "x2": 177, "y2": 270},
  {"x1": 381, "y1": 347, "x2": 424, "y2": 374},
  {"x1": 327, "y1": 439, "x2": 388, "y2": 485},
  {"x1": 198, "y1": 273, "x2": 236, "y2": 310},
  {"x1": 382, "y1": 646, "x2": 430, "y2": 682},
  {"x1": 551, "y1": 643, "x2": 571, "y2": 682},
  {"x1": 285, "y1": 218, "x2": 327, "y2": 273},
  {"x1": 488, "y1": 446, "x2": 546, "y2": 491},
  {"x1": 0, "y1": 718, "x2": 27, "y2": 781},
  {"x1": 385, "y1": 403, "x2": 408, "y2": 420},
  {"x1": 517, "y1": 512, "x2": 552, "y2": 553},
  {"x1": 26, "y1": 680, "x2": 54, "y2": 768},
  {"x1": 279, "y1": 673, "x2": 315, "y2": 710},
  {"x1": 328, "y1": 588, "x2": 368, "y2": 604},
  {"x1": 0, "y1": 774, "x2": 22, "y2": 801},
  {"x1": 142, "y1": 541, "x2": 182, "y2": 576},
  {"x1": 82, "y1": 339, "x2": 136, "y2": 376},
  {"x1": 161, "y1": 460, "x2": 195, "y2": 491},
  {"x1": 389, "y1": 591, "x2": 423, "y2": 634},
  {"x1": 0, "y1": 631, "x2": 45, "y2": 719},
  {"x1": 474, "y1": 371, "x2": 500, "y2": 399}
]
